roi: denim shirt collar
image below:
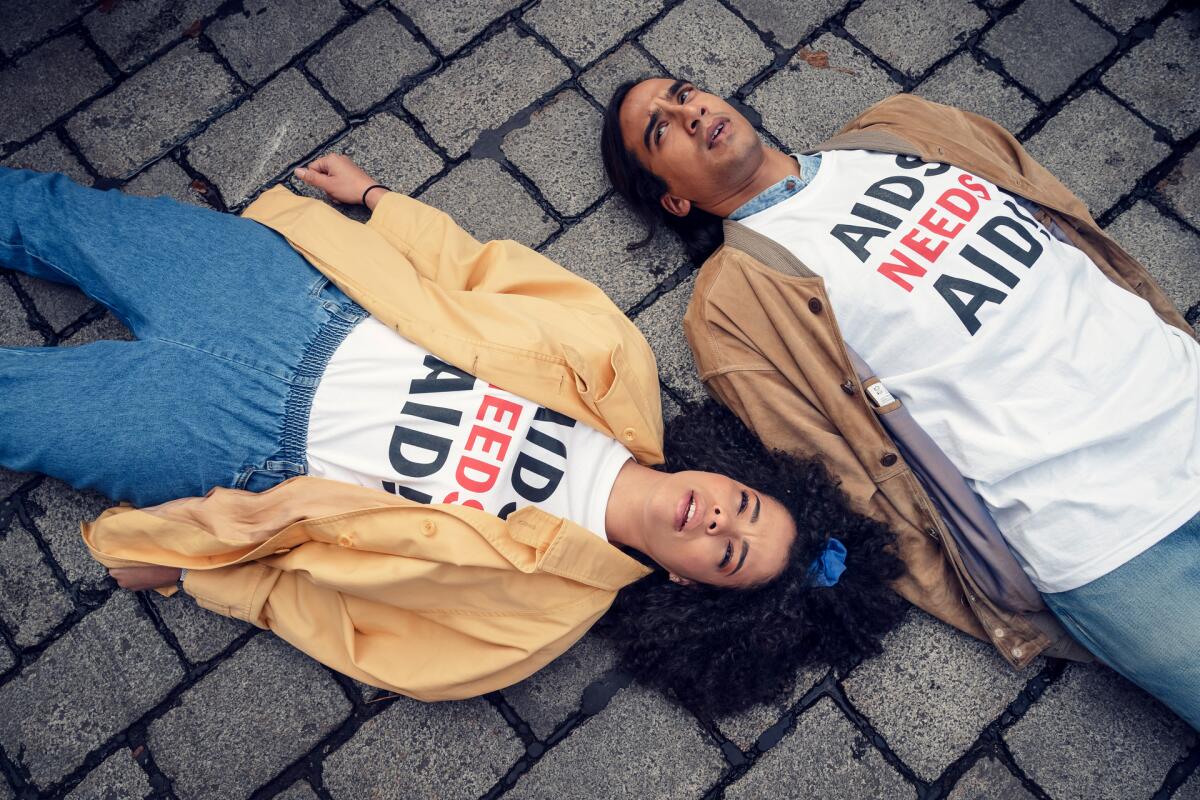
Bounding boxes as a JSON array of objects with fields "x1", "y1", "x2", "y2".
[{"x1": 729, "y1": 153, "x2": 822, "y2": 221}]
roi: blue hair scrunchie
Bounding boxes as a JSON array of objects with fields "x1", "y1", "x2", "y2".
[{"x1": 808, "y1": 537, "x2": 847, "y2": 587}]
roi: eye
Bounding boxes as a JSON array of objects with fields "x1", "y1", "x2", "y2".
[
  {"x1": 738, "y1": 490, "x2": 749, "y2": 515},
  {"x1": 654, "y1": 122, "x2": 666, "y2": 142},
  {"x1": 679, "y1": 89, "x2": 690, "y2": 103},
  {"x1": 718, "y1": 541, "x2": 733, "y2": 569}
]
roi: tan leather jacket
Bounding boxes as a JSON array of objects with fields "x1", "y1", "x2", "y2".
[{"x1": 684, "y1": 94, "x2": 1194, "y2": 669}]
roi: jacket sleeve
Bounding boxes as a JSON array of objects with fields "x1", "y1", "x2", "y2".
[
  {"x1": 182, "y1": 558, "x2": 609, "y2": 702},
  {"x1": 365, "y1": 191, "x2": 621, "y2": 312}
]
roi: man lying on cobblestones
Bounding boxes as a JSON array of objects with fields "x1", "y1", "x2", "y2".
[
  {"x1": 0, "y1": 158, "x2": 907, "y2": 715},
  {"x1": 603, "y1": 81, "x2": 1200, "y2": 729}
]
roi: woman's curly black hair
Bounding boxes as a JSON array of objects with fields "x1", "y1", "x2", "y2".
[
  {"x1": 595, "y1": 401, "x2": 908, "y2": 717},
  {"x1": 600, "y1": 77, "x2": 725, "y2": 266}
]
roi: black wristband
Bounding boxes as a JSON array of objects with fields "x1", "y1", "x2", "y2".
[{"x1": 361, "y1": 183, "x2": 389, "y2": 206}]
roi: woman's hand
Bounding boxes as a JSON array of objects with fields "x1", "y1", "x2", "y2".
[
  {"x1": 109, "y1": 565, "x2": 183, "y2": 591},
  {"x1": 293, "y1": 153, "x2": 386, "y2": 208}
]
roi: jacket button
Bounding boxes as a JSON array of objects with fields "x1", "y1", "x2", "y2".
[
  {"x1": 337, "y1": 535, "x2": 352, "y2": 548},
  {"x1": 622, "y1": 427, "x2": 636, "y2": 442},
  {"x1": 421, "y1": 519, "x2": 437, "y2": 537},
  {"x1": 993, "y1": 628, "x2": 1005, "y2": 639},
  {"x1": 808, "y1": 298, "x2": 823, "y2": 314},
  {"x1": 1011, "y1": 646, "x2": 1023, "y2": 659},
  {"x1": 925, "y1": 527, "x2": 939, "y2": 540},
  {"x1": 880, "y1": 453, "x2": 898, "y2": 467},
  {"x1": 840, "y1": 379, "x2": 856, "y2": 395},
  {"x1": 785, "y1": 179, "x2": 797, "y2": 191}
]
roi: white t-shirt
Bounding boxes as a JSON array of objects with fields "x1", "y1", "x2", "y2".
[
  {"x1": 305, "y1": 317, "x2": 633, "y2": 538},
  {"x1": 740, "y1": 149, "x2": 1200, "y2": 592}
]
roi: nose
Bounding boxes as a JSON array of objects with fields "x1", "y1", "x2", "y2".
[
  {"x1": 679, "y1": 98, "x2": 707, "y2": 135},
  {"x1": 706, "y1": 504, "x2": 723, "y2": 534}
]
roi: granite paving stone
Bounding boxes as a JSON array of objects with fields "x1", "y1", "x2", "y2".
[
  {"x1": 288, "y1": 112, "x2": 444, "y2": 205},
  {"x1": 946, "y1": 756, "x2": 1036, "y2": 800},
  {"x1": 15, "y1": 274, "x2": 95, "y2": 332},
  {"x1": 526, "y1": 0, "x2": 663, "y2": 66},
  {"x1": 1179, "y1": 769, "x2": 1200, "y2": 800},
  {"x1": 981, "y1": 0, "x2": 1116, "y2": 102},
  {"x1": 716, "y1": 664, "x2": 829, "y2": 752},
  {"x1": 307, "y1": 8, "x2": 435, "y2": 115},
  {"x1": 0, "y1": 592, "x2": 183, "y2": 786},
  {"x1": 843, "y1": 610, "x2": 1036, "y2": 780},
  {"x1": 1006, "y1": 663, "x2": 1196, "y2": 800},
  {"x1": 274, "y1": 781, "x2": 321, "y2": 800},
  {"x1": 724, "y1": 698, "x2": 915, "y2": 800},
  {"x1": 1160, "y1": 144, "x2": 1200, "y2": 229},
  {"x1": 0, "y1": 640, "x2": 12, "y2": 675},
  {"x1": 149, "y1": 634, "x2": 351, "y2": 799},
  {"x1": 407, "y1": 27, "x2": 570, "y2": 158},
  {"x1": 82, "y1": 0, "x2": 226, "y2": 71},
  {"x1": 727, "y1": 0, "x2": 844, "y2": 49},
  {"x1": 206, "y1": 0, "x2": 346, "y2": 85},
  {"x1": 390, "y1": 0, "x2": 517, "y2": 55},
  {"x1": 27, "y1": 479, "x2": 112, "y2": 589},
  {"x1": 845, "y1": 0, "x2": 987, "y2": 78},
  {"x1": 1104, "y1": 201, "x2": 1200, "y2": 323},
  {"x1": 188, "y1": 68, "x2": 344, "y2": 208},
  {"x1": 749, "y1": 33, "x2": 900, "y2": 149},
  {"x1": 417, "y1": 158, "x2": 557, "y2": 247},
  {"x1": 507, "y1": 684, "x2": 725, "y2": 799},
  {"x1": 502, "y1": 90, "x2": 608, "y2": 216},
  {"x1": 1103, "y1": 10, "x2": 1200, "y2": 140},
  {"x1": 641, "y1": 0, "x2": 774, "y2": 98},
  {"x1": 0, "y1": 275, "x2": 44, "y2": 347},
  {"x1": 915, "y1": 54, "x2": 1039, "y2": 134},
  {"x1": 0, "y1": 468, "x2": 35, "y2": 502},
  {"x1": 1077, "y1": 0, "x2": 1168, "y2": 32},
  {"x1": 122, "y1": 158, "x2": 207, "y2": 207},
  {"x1": 59, "y1": 310, "x2": 135, "y2": 346},
  {"x1": 0, "y1": 0, "x2": 87, "y2": 58},
  {"x1": 541, "y1": 195, "x2": 686, "y2": 310},
  {"x1": 324, "y1": 696, "x2": 523, "y2": 799},
  {"x1": 0, "y1": 521, "x2": 73, "y2": 647},
  {"x1": 146, "y1": 591, "x2": 250, "y2": 664},
  {"x1": 503, "y1": 632, "x2": 621, "y2": 739},
  {"x1": 66, "y1": 40, "x2": 241, "y2": 178},
  {"x1": 0, "y1": 35, "x2": 109, "y2": 148},
  {"x1": 1024, "y1": 89, "x2": 1169, "y2": 216},
  {"x1": 580, "y1": 43, "x2": 660, "y2": 106},
  {"x1": 1, "y1": 132, "x2": 94, "y2": 186},
  {"x1": 63, "y1": 748, "x2": 151, "y2": 800},
  {"x1": 632, "y1": 274, "x2": 706, "y2": 403}
]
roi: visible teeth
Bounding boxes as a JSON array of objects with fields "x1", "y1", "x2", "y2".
[{"x1": 685, "y1": 497, "x2": 696, "y2": 524}]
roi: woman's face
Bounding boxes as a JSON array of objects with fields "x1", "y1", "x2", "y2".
[{"x1": 636, "y1": 470, "x2": 797, "y2": 588}]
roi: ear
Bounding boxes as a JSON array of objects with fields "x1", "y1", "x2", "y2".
[
  {"x1": 668, "y1": 573, "x2": 693, "y2": 587},
  {"x1": 659, "y1": 192, "x2": 692, "y2": 218}
]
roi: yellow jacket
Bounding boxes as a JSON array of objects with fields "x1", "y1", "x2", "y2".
[{"x1": 84, "y1": 187, "x2": 661, "y2": 701}]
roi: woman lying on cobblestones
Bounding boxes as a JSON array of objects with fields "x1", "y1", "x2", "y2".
[{"x1": 0, "y1": 159, "x2": 904, "y2": 714}]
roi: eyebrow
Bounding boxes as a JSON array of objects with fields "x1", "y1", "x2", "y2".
[
  {"x1": 729, "y1": 540, "x2": 750, "y2": 576},
  {"x1": 751, "y1": 493, "x2": 761, "y2": 524},
  {"x1": 641, "y1": 79, "x2": 690, "y2": 151}
]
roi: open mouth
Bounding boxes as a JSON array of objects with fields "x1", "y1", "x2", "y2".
[
  {"x1": 675, "y1": 490, "x2": 700, "y2": 530},
  {"x1": 707, "y1": 120, "x2": 727, "y2": 149}
]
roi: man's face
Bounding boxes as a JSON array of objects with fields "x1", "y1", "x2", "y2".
[
  {"x1": 636, "y1": 469, "x2": 797, "y2": 588},
  {"x1": 617, "y1": 78, "x2": 765, "y2": 216}
]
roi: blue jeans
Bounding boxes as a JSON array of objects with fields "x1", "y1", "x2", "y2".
[
  {"x1": 0, "y1": 167, "x2": 366, "y2": 506},
  {"x1": 1044, "y1": 511, "x2": 1200, "y2": 730}
]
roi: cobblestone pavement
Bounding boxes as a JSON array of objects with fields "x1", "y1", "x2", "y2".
[{"x1": 1, "y1": 0, "x2": 1198, "y2": 797}]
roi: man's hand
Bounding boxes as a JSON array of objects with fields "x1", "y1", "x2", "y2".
[
  {"x1": 109, "y1": 565, "x2": 183, "y2": 591},
  {"x1": 294, "y1": 153, "x2": 386, "y2": 209}
]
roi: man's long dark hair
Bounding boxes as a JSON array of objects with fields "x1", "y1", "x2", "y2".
[
  {"x1": 595, "y1": 401, "x2": 907, "y2": 717},
  {"x1": 600, "y1": 78, "x2": 725, "y2": 266}
]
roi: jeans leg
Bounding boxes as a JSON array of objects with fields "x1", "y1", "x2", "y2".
[
  {"x1": 0, "y1": 167, "x2": 333, "y2": 371},
  {"x1": 1043, "y1": 513, "x2": 1200, "y2": 730},
  {"x1": 0, "y1": 339, "x2": 290, "y2": 506}
]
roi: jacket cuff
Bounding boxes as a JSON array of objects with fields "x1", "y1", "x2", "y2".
[{"x1": 181, "y1": 563, "x2": 276, "y2": 627}]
